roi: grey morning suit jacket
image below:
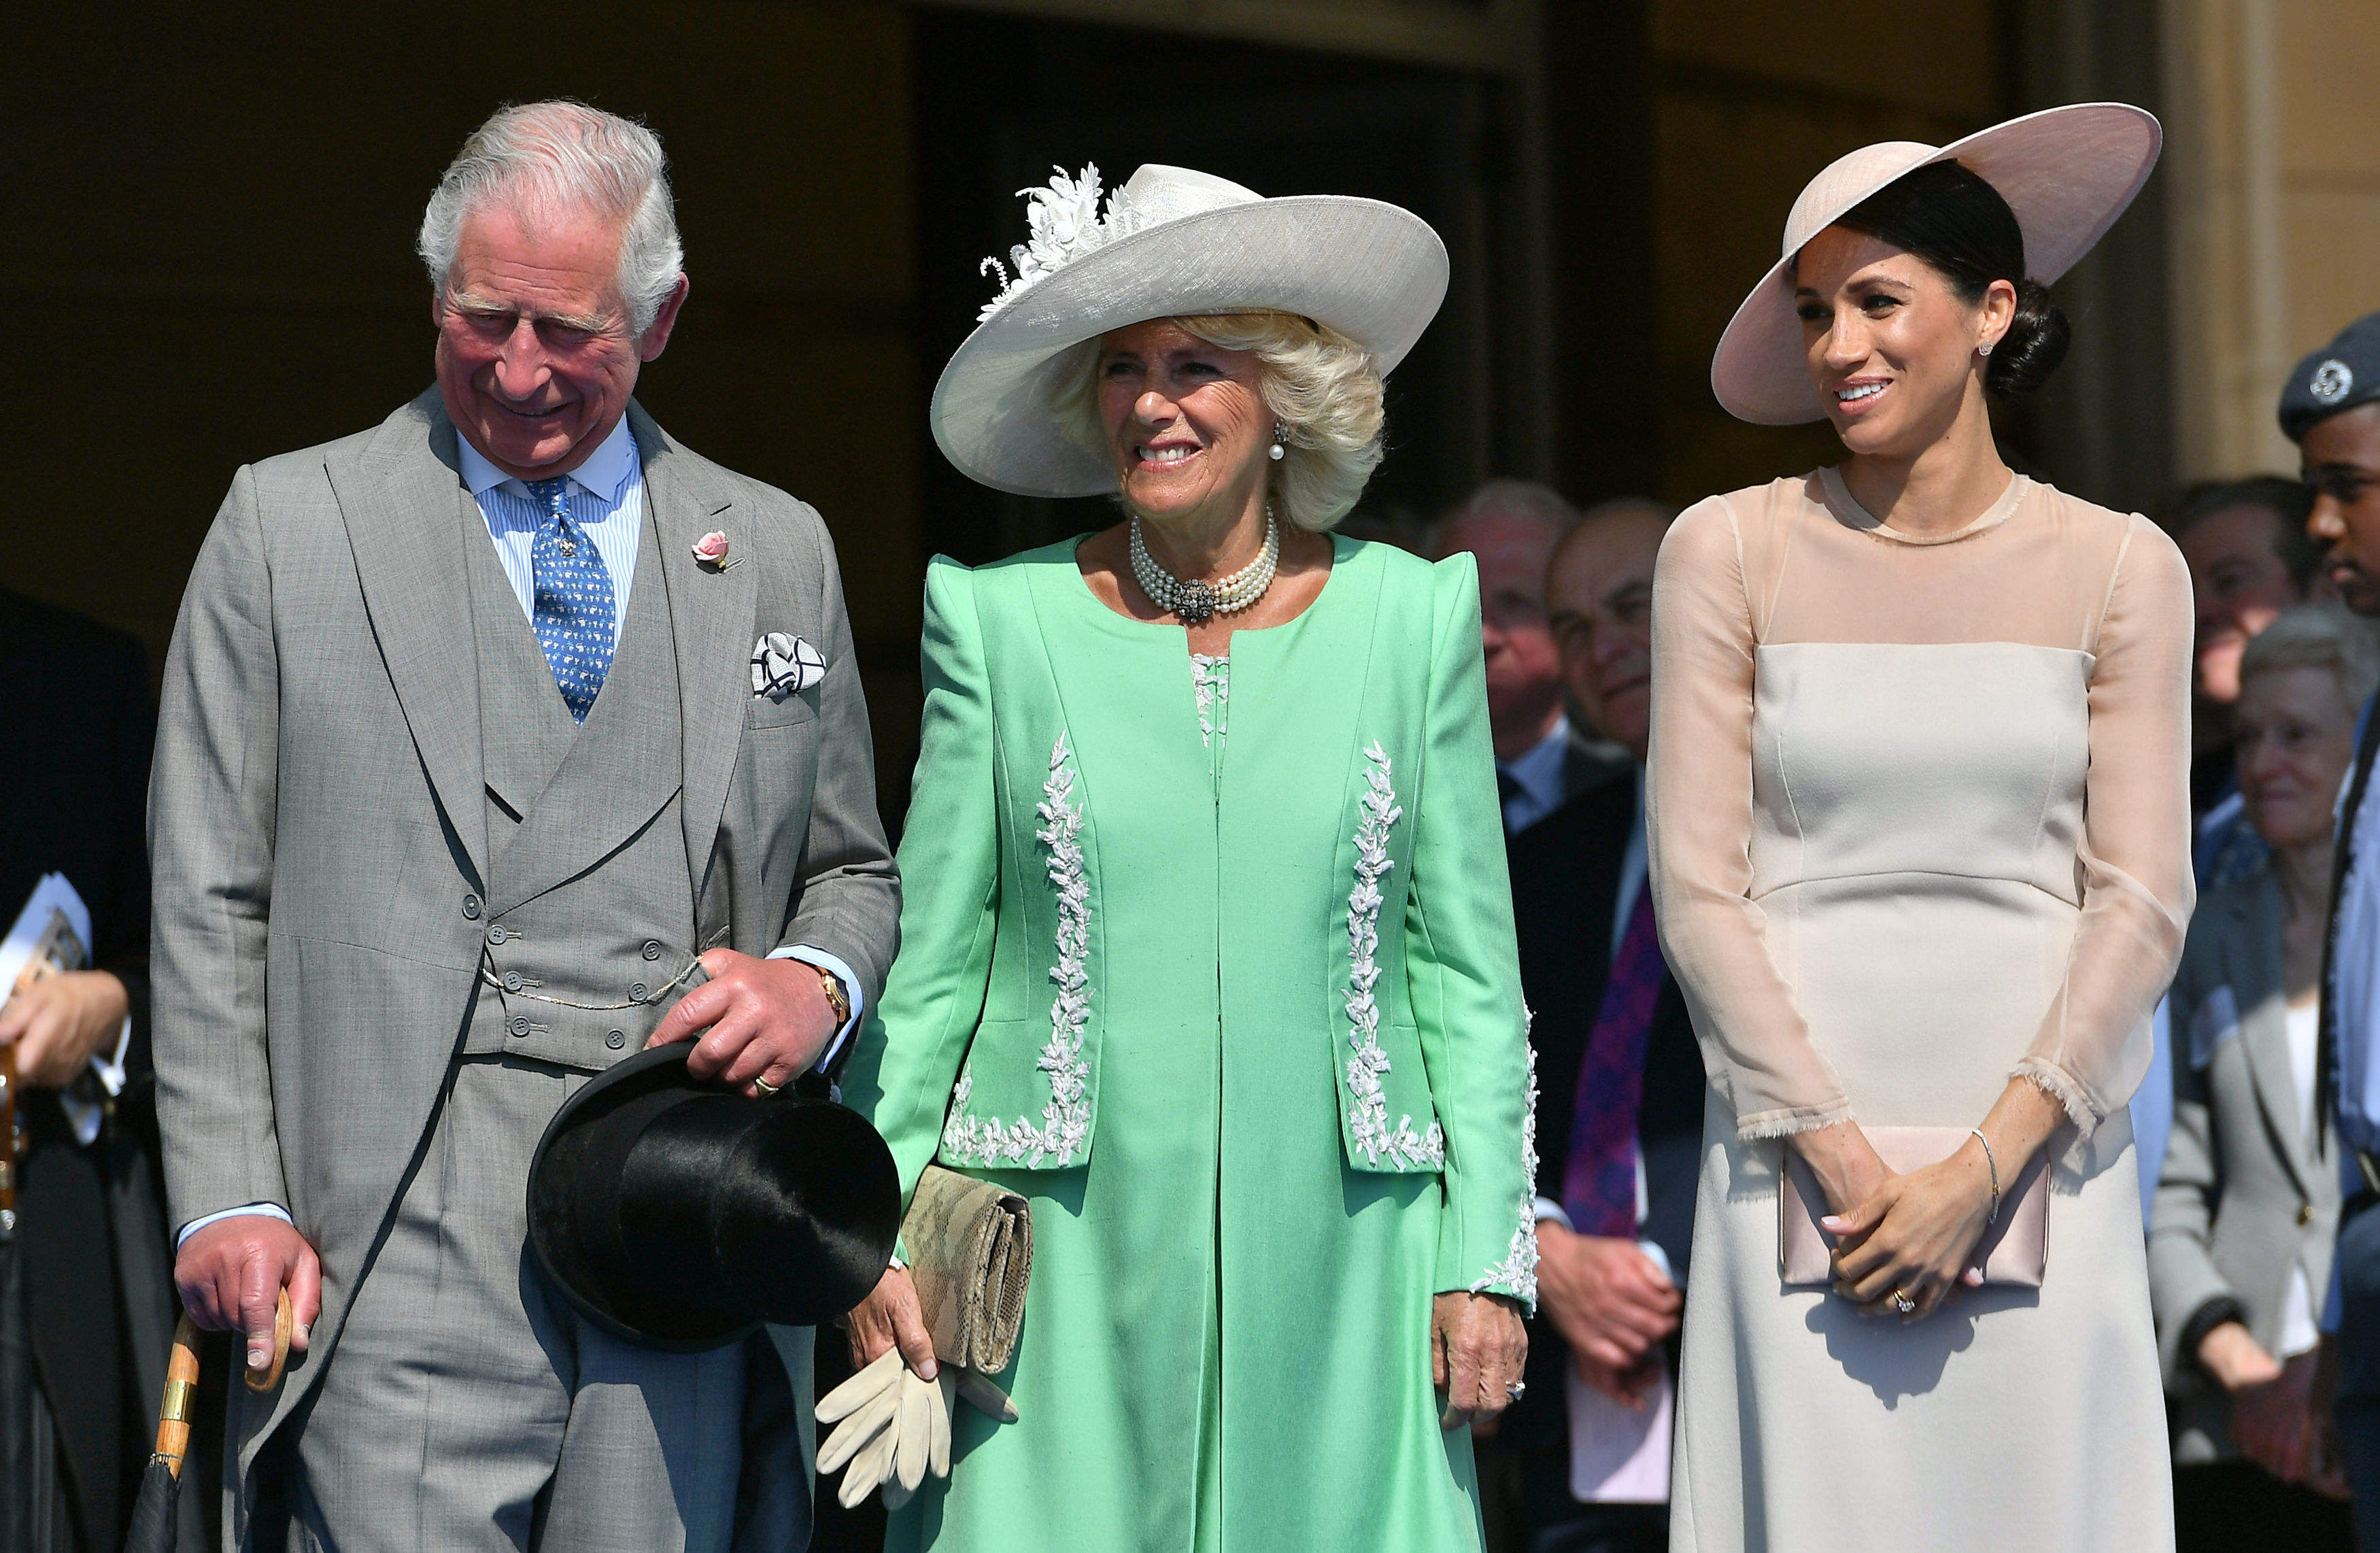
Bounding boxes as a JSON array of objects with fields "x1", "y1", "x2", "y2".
[
  {"x1": 148, "y1": 390, "x2": 900, "y2": 1543},
  {"x1": 2149, "y1": 866, "x2": 2340, "y2": 1463}
]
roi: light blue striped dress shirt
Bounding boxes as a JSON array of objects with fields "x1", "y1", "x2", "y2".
[{"x1": 456, "y1": 415, "x2": 646, "y2": 633}]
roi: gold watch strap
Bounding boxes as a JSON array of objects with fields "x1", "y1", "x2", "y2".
[{"x1": 816, "y1": 965, "x2": 851, "y2": 1025}]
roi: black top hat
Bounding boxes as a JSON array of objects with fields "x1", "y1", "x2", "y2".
[{"x1": 527, "y1": 1044, "x2": 900, "y2": 1352}]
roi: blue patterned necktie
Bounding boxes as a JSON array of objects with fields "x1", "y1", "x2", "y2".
[{"x1": 524, "y1": 477, "x2": 615, "y2": 723}]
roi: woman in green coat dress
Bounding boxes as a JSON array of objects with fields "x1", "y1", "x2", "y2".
[{"x1": 837, "y1": 163, "x2": 1536, "y2": 1551}]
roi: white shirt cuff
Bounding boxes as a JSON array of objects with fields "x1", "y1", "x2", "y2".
[
  {"x1": 88, "y1": 1015, "x2": 131, "y2": 1096},
  {"x1": 56, "y1": 1016, "x2": 135, "y2": 1146},
  {"x1": 177, "y1": 1203, "x2": 293, "y2": 1250},
  {"x1": 768, "y1": 945, "x2": 864, "y2": 1072},
  {"x1": 1531, "y1": 1196, "x2": 1572, "y2": 1230}
]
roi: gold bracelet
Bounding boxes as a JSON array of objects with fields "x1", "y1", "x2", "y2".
[{"x1": 1969, "y1": 1126, "x2": 2001, "y2": 1227}]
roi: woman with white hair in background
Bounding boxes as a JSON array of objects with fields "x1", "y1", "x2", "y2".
[
  {"x1": 2152, "y1": 603, "x2": 2370, "y2": 1550},
  {"x1": 1649, "y1": 105, "x2": 2189, "y2": 1548},
  {"x1": 831, "y1": 163, "x2": 1536, "y2": 1550}
]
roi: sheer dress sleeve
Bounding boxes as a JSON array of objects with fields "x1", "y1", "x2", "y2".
[
  {"x1": 1646, "y1": 496, "x2": 1854, "y2": 1138},
  {"x1": 2013, "y1": 515, "x2": 2194, "y2": 1132}
]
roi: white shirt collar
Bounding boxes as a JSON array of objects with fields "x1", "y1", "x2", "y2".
[{"x1": 456, "y1": 413, "x2": 639, "y2": 502}]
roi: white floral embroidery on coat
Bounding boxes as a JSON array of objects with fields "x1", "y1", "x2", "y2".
[
  {"x1": 1191, "y1": 653, "x2": 1230, "y2": 748},
  {"x1": 940, "y1": 734, "x2": 1095, "y2": 1167},
  {"x1": 1343, "y1": 743, "x2": 1446, "y2": 1170},
  {"x1": 1470, "y1": 1042, "x2": 1540, "y2": 1312}
]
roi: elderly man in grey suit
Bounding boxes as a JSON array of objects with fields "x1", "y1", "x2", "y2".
[{"x1": 150, "y1": 101, "x2": 899, "y2": 1552}]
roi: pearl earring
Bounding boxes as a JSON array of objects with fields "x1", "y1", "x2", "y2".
[{"x1": 1269, "y1": 420, "x2": 1289, "y2": 462}]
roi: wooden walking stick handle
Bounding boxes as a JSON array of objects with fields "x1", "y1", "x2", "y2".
[
  {"x1": 154, "y1": 1314, "x2": 202, "y2": 1479},
  {"x1": 244, "y1": 1286, "x2": 293, "y2": 1394}
]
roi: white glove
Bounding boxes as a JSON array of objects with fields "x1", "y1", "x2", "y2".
[{"x1": 815, "y1": 1349, "x2": 1018, "y2": 1509}]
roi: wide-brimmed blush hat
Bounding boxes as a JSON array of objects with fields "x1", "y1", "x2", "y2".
[
  {"x1": 1712, "y1": 103, "x2": 2162, "y2": 426},
  {"x1": 930, "y1": 163, "x2": 1449, "y2": 497},
  {"x1": 526, "y1": 1044, "x2": 901, "y2": 1352}
]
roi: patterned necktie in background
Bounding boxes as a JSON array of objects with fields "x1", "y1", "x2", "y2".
[
  {"x1": 524, "y1": 477, "x2": 615, "y2": 723},
  {"x1": 1562, "y1": 886, "x2": 1663, "y2": 1238}
]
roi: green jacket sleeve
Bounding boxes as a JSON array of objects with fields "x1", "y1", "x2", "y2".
[
  {"x1": 1406, "y1": 553, "x2": 1537, "y2": 1310},
  {"x1": 840, "y1": 558, "x2": 1002, "y2": 1232}
]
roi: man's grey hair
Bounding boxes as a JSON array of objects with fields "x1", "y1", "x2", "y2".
[{"x1": 417, "y1": 101, "x2": 684, "y2": 337}]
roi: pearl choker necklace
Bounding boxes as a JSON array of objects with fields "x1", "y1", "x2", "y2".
[{"x1": 1129, "y1": 511, "x2": 1281, "y2": 625}]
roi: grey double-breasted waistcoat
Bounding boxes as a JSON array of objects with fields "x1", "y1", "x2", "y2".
[{"x1": 456, "y1": 477, "x2": 700, "y2": 1066}]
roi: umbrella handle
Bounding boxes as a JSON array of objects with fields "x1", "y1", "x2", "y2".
[
  {"x1": 243, "y1": 1287, "x2": 293, "y2": 1395},
  {"x1": 154, "y1": 1314, "x2": 203, "y2": 1480}
]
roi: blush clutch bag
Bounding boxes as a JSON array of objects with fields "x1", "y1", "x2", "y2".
[{"x1": 1779, "y1": 1125, "x2": 2050, "y2": 1288}]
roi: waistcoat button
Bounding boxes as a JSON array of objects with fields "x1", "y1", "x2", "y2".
[
  {"x1": 462, "y1": 894, "x2": 482, "y2": 920},
  {"x1": 503, "y1": 972, "x2": 523, "y2": 993},
  {"x1": 606, "y1": 1030, "x2": 628, "y2": 1050},
  {"x1": 486, "y1": 925, "x2": 509, "y2": 946},
  {"x1": 630, "y1": 981, "x2": 649, "y2": 1002},
  {"x1": 509, "y1": 1017, "x2": 530, "y2": 1037},
  {"x1": 2300, "y1": 1203, "x2": 2317, "y2": 1226},
  {"x1": 642, "y1": 940, "x2": 664, "y2": 961}
]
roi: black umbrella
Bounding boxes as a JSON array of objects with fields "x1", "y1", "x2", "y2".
[{"x1": 123, "y1": 1292, "x2": 287, "y2": 1553}]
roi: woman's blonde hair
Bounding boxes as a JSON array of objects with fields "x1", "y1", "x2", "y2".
[
  {"x1": 2240, "y1": 601, "x2": 2380, "y2": 713},
  {"x1": 1045, "y1": 311, "x2": 1387, "y2": 531}
]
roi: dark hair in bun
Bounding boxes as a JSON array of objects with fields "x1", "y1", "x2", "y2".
[{"x1": 1831, "y1": 160, "x2": 2069, "y2": 398}]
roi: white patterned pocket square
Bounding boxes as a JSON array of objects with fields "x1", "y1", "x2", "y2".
[{"x1": 751, "y1": 632, "x2": 826, "y2": 702}]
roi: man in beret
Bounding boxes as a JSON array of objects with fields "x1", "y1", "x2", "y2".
[
  {"x1": 2281, "y1": 309, "x2": 2380, "y2": 1522},
  {"x1": 152, "y1": 101, "x2": 897, "y2": 1550}
]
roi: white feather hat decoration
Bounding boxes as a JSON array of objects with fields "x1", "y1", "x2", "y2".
[{"x1": 930, "y1": 163, "x2": 1450, "y2": 498}]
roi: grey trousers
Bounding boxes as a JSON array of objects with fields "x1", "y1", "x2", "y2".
[{"x1": 287, "y1": 1055, "x2": 749, "y2": 1553}]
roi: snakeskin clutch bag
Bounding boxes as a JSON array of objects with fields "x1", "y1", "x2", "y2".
[
  {"x1": 1780, "y1": 1125, "x2": 2049, "y2": 1289},
  {"x1": 902, "y1": 1165, "x2": 1034, "y2": 1372}
]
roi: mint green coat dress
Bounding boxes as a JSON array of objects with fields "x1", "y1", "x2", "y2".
[{"x1": 841, "y1": 534, "x2": 1536, "y2": 1551}]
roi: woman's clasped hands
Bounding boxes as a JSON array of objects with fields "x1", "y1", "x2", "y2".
[
  {"x1": 1818, "y1": 1144, "x2": 1994, "y2": 1322},
  {"x1": 1800, "y1": 1080, "x2": 2065, "y2": 1322}
]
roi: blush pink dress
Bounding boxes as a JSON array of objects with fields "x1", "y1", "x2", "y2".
[{"x1": 1648, "y1": 469, "x2": 2192, "y2": 1552}]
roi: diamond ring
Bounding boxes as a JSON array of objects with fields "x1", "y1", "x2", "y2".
[{"x1": 1890, "y1": 1288, "x2": 1916, "y2": 1314}]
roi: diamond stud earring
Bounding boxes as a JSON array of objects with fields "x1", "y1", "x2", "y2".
[{"x1": 1977, "y1": 341, "x2": 1994, "y2": 358}]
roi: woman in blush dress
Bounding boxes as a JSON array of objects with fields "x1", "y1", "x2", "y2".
[{"x1": 1649, "y1": 105, "x2": 2187, "y2": 1550}]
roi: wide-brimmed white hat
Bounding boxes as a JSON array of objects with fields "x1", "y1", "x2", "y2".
[
  {"x1": 930, "y1": 163, "x2": 1448, "y2": 496},
  {"x1": 1711, "y1": 103, "x2": 2161, "y2": 426}
]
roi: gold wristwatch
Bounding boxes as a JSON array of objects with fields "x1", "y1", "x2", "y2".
[{"x1": 816, "y1": 965, "x2": 851, "y2": 1026}]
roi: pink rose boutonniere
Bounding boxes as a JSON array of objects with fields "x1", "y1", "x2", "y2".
[{"x1": 692, "y1": 530, "x2": 739, "y2": 570}]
